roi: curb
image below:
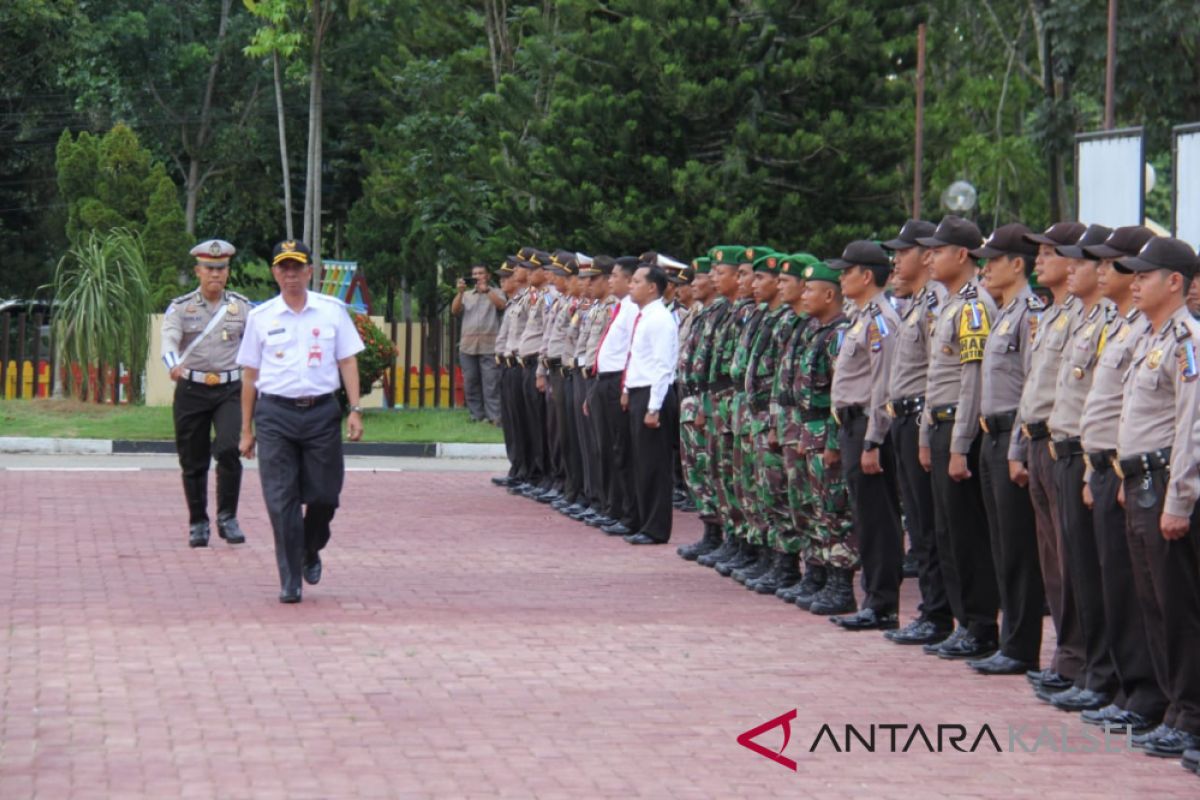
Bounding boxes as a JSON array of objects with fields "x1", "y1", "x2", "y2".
[{"x1": 0, "y1": 437, "x2": 507, "y2": 459}]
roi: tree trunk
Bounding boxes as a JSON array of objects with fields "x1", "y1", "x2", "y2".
[
  {"x1": 185, "y1": 159, "x2": 201, "y2": 236},
  {"x1": 273, "y1": 51, "x2": 294, "y2": 240}
]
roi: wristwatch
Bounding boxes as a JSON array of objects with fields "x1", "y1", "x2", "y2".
[
  {"x1": 863, "y1": 440, "x2": 879, "y2": 452},
  {"x1": 348, "y1": 405, "x2": 364, "y2": 414}
]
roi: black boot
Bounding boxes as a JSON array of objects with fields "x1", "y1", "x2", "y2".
[
  {"x1": 698, "y1": 532, "x2": 738, "y2": 567},
  {"x1": 791, "y1": 563, "x2": 828, "y2": 609},
  {"x1": 715, "y1": 539, "x2": 754, "y2": 576},
  {"x1": 677, "y1": 522, "x2": 722, "y2": 561},
  {"x1": 216, "y1": 513, "x2": 246, "y2": 544},
  {"x1": 752, "y1": 552, "x2": 800, "y2": 594},
  {"x1": 733, "y1": 545, "x2": 775, "y2": 585},
  {"x1": 188, "y1": 521, "x2": 210, "y2": 548},
  {"x1": 809, "y1": 568, "x2": 857, "y2": 616}
]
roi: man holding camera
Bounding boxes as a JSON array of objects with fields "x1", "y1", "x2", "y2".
[{"x1": 452, "y1": 264, "x2": 506, "y2": 424}]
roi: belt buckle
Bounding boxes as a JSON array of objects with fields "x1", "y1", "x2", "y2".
[
  {"x1": 979, "y1": 415, "x2": 990, "y2": 434},
  {"x1": 1048, "y1": 440, "x2": 1057, "y2": 461},
  {"x1": 296, "y1": 396, "x2": 314, "y2": 408},
  {"x1": 1112, "y1": 457, "x2": 1125, "y2": 480},
  {"x1": 204, "y1": 372, "x2": 221, "y2": 386},
  {"x1": 885, "y1": 401, "x2": 896, "y2": 418}
]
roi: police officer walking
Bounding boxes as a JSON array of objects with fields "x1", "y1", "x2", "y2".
[{"x1": 161, "y1": 239, "x2": 252, "y2": 548}]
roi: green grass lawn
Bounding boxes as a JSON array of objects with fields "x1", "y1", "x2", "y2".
[{"x1": 0, "y1": 399, "x2": 504, "y2": 443}]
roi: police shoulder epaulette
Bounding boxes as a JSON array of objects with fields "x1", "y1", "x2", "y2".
[
  {"x1": 1125, "y1": 308, "x2": 1140, "y2": 323},
  {"x1": 868, "y1": 302, "x2": 891, "y2": 336},
  {"x1": 225, "y1": 290, "x2": 250, "y2": 304},
  {"x1": 1025, "y1": 295, "x2": 1045, "y2": 312},
  {"x1": 1103, "y1": 303, "x2": 1117, "y2": 323},
  {"x1": 170, "y1": 291, "x2": 197, "y2": 306},
  {"x1": 1175, "y1": 321, "x2": 1193, "y2": 342},
  {"x1": 925, "y1": 289, "x2": 940, "y2": 309},
  {"x1": 959, "y1": 282, "x2": 978, "y2": 300},
  {"x1": 1063, "y1": 295, "x2": 1077, "y2": 310}
]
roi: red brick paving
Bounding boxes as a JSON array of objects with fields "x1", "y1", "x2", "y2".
[{"x1": 1, "y1": 467, "x2": 1197, "y2": 798}]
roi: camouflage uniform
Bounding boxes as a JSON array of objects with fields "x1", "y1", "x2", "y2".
[
  {"x1": 678, "y1": 300, "x2": 718, "y2": 520},
  {"x1": 771, "y1": 311, "x2": 812, "y2": 555},
  {"x1": 688, "y1": 295, "x2": 731, "y2": 527},
  {"x1": 795, "y1": 313, "x2": 856, "y2": 568},
  {"x1": 743, "y1": 304, "x2": 791, "y2": 548},
  {"x1": 712, "y1": 297, "x2": 759, "y2": 542}
]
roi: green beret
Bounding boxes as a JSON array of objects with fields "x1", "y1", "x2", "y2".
[
  {"x1": 691, "y1": 256, "x2": 712, "y2": 275},
  {"x1": 779, "y1": 252, "x2": 818, "y2": 277},
  {"x1": 752, "y1": 252, "x2": 782, "y2": 274},
  {"x1": 743, "y1": 246, "x2": 776, "y2": 265},
  {"x1": 802, "y1": 260, "x2": 841, "y2": 285},
  {"x1": 708, "y1": 245, "x2": 745, "y2": 266}
]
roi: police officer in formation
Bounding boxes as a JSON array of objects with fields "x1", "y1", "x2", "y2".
[{"x1": 491, "y1": 221, "x2": 1200, "y2": 772}]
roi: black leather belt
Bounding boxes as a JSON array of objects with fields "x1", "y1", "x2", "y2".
[
  {"x1": 1114, "y1": 448, "x2": 1172, "y2": 480},
  {"x1": 1084, "y1": 449, "x2": 1117, "y2": 473},
  {"x1": 979, "y1": 411, "x2": 1016, "y2": 435},
  {"x1": 930, "y1": 404, "x2": 957, "y2": 423},
  {"x1": 519, "y1": 356, "x2": 538, "y2": 367},
  {"x1": 886, "y1": 395, "x2": 925, "y2": 417},
  {"x1": 560, "y1": 365, "x2": 576, "y2": 376},
  {"x1": 261, "y1": 392, "x2": 335, "y2": 408},
  {"x1": 1021, "y1": 419, "x2": 1050, "y2": 441},
  {"x1": 542, "y1": 357, "x2": 562, "y2": 369},
  {"x1": 1049, "y1": 436, "x2": 1083, "y2": 461},
  {"x1": 597, "y1": 370, "x2": 622, "y2": 380},
  {"x1": 833, "y1": 405, "x2": 865, "y2": 426}
]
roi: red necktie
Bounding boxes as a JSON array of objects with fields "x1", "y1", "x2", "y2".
[
  {"x1": 620, "y1": 310, "x2": 644, "y2": 391},
  {"x1": 592, "y1": 302, "x2": 622, "y2": 375}
]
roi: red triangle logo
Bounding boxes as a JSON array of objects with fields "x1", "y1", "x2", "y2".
[{"x1": 736, "y1": 709, "x2": 798, "y2": 771}]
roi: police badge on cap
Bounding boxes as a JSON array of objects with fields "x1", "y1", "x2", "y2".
[{"x1": 190, "y1": 239, "x2": 236, "y2": 267}]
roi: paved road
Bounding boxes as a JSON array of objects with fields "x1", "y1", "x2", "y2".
[{"x1": 1, "y1": 465, "x2": 1195, "y2": 798}]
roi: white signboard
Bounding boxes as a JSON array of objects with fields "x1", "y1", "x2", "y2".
[
  {"x1": 1076, "y1": 128, "x2": 1144, "y2": 227},
  {"x1": 1174, "y1": 124, "x2": 1200, "y2": 249}
]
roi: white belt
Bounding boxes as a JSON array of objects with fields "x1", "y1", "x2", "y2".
[{"x1": 184, "y1": 368, "x2": 242, "y2": 386}]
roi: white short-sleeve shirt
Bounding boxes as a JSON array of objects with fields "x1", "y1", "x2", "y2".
[{"x1": 237, "y1": 291, "x2": 365, "y2": 397}]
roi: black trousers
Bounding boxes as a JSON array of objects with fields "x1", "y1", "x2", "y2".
[
  {"x1": 978, "y1": 427, "x2": 1044, "y2": 663},
  {"x1": 546, "y1": 369, "x2": 566, "y2": 490},
  {"x1": 173, "y1": 379, "x2": 243, "y2": 524},
  {"x1": 520, "y1": 363, "x2": 547, "y2": 485},
  {"x1": 1089, "y1": 467, "x2": 1167, "y2": 719},
  {"x1": 1123, "y1": 469, "x2": 1200, "y2": 735},
  {"x1": 1053, "y1": 452, "x2": 1117, "y2": 693},
  {"x1": 254, "y1": 395, "x2": 344, "y2": 595},
  {"x1": 838, "y1": 414, "x2": 903, "y2": 612},
  {"x1": 549, "y1": 368, "x2": 575, "y2": 497},
  {"x1": 929, "y1": 423, "x2": 998, "y2": 640},
  {"x1": 501, "y1": 362, "x2": 529, "y2": 480},
  {"x1": 1028, "y1": 438, "x2": 1084, "y2": 679},
  {"x1": 592, "y1": 372, "x2": 633, "y2": 524},
  {"x1": 892, "y1": 411, "x2": 952, "y2": 627},
  {"x1": 628, "y1": 385, "x2": 676, "y2": 541},
  {"x1": 572, "y1": 372, "x2": 598, "y2": 508}
]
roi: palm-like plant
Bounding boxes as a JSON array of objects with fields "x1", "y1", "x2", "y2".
[{"x1": 50, "y1": 229, "x2": 152, "y2": 402}]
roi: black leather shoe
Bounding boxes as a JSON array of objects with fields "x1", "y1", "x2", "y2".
[
  {"x1": 791, "y1": 564, "x2": 827, "y2": 609},
  {"x1": 1027, "y1": 669, "x2": 1073, "y2": 691},
  {"x1": 808, "y1": 568, "x2": 856, "y2": 616},
  {"x1": 831, "y1": 607, "x2": 898, "y2": 631},
  {"x1": 303, "y1": 553, "x2": 322, "y2": 585},
  {"x1": 587, "y1": 515, "x2": 615, "y2": 529},
  {"x1": 562, "y1": 502, "x2": 587, "y2": 516},
  {"x1": 936, "y1": 632, "x2": 997, "y2": 660},
  {"x1": 491, "y1": 476, "x2": 513, "y2": 487},
  {"x1": 601, "y1": 522, "x2": 631, "y2": 536},
  {"x1": 216, "y1": 516, "x2": 246, "y2": 544},
  {"x1": 889, "y1": 619, "x2": 952, "y2": 646},
  {"x1": 1181, "y1": 748, "x2": 1199, "y2": 772},
  {"x1": 967, "y1": 652, "x2": 1035, "y2": 675},
  {"x1": 537, "y1": 489, "x2": 561, "y2": 504},
  {"x1": 551, "y1": 497, "x2": 571, "y2": 510},
  {"x1": 188, "y1": 522, "x2": 210, "y2": 548},
  {"x1": 924, "y1": 627, "x2": 965, "y2": 655},
  {"x1": 624, "y1": 533, "x2": 665, "y2": 545},
  {"x1": 1132, "y1": 723, "x2": 1173, "y2": 749},
  {"x1": 279, "y1": 588, "x2": 302, "y2": 604},
  {"x1": 1052, "y1": 688, "x2": 1111, "y2": 712},
  {"x1": 901, "y1": 551, "x2": 919, "y2": 579},
  {"x1": 1143, "y1": 729, "x2": 1200, "y2": 758},
  {"x1": 1095, "y1": 708, "x2": 1159, "y2": 735},
  {"x1": 507, "y1": 482, "x2": 529, "y2": 495},
  {"x1": 1036, "y1": 684, "x2": 1080, "y2": 705},
  {"x1": 1080, "y1": 703, "x2": 1122, "y2": 726}
]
